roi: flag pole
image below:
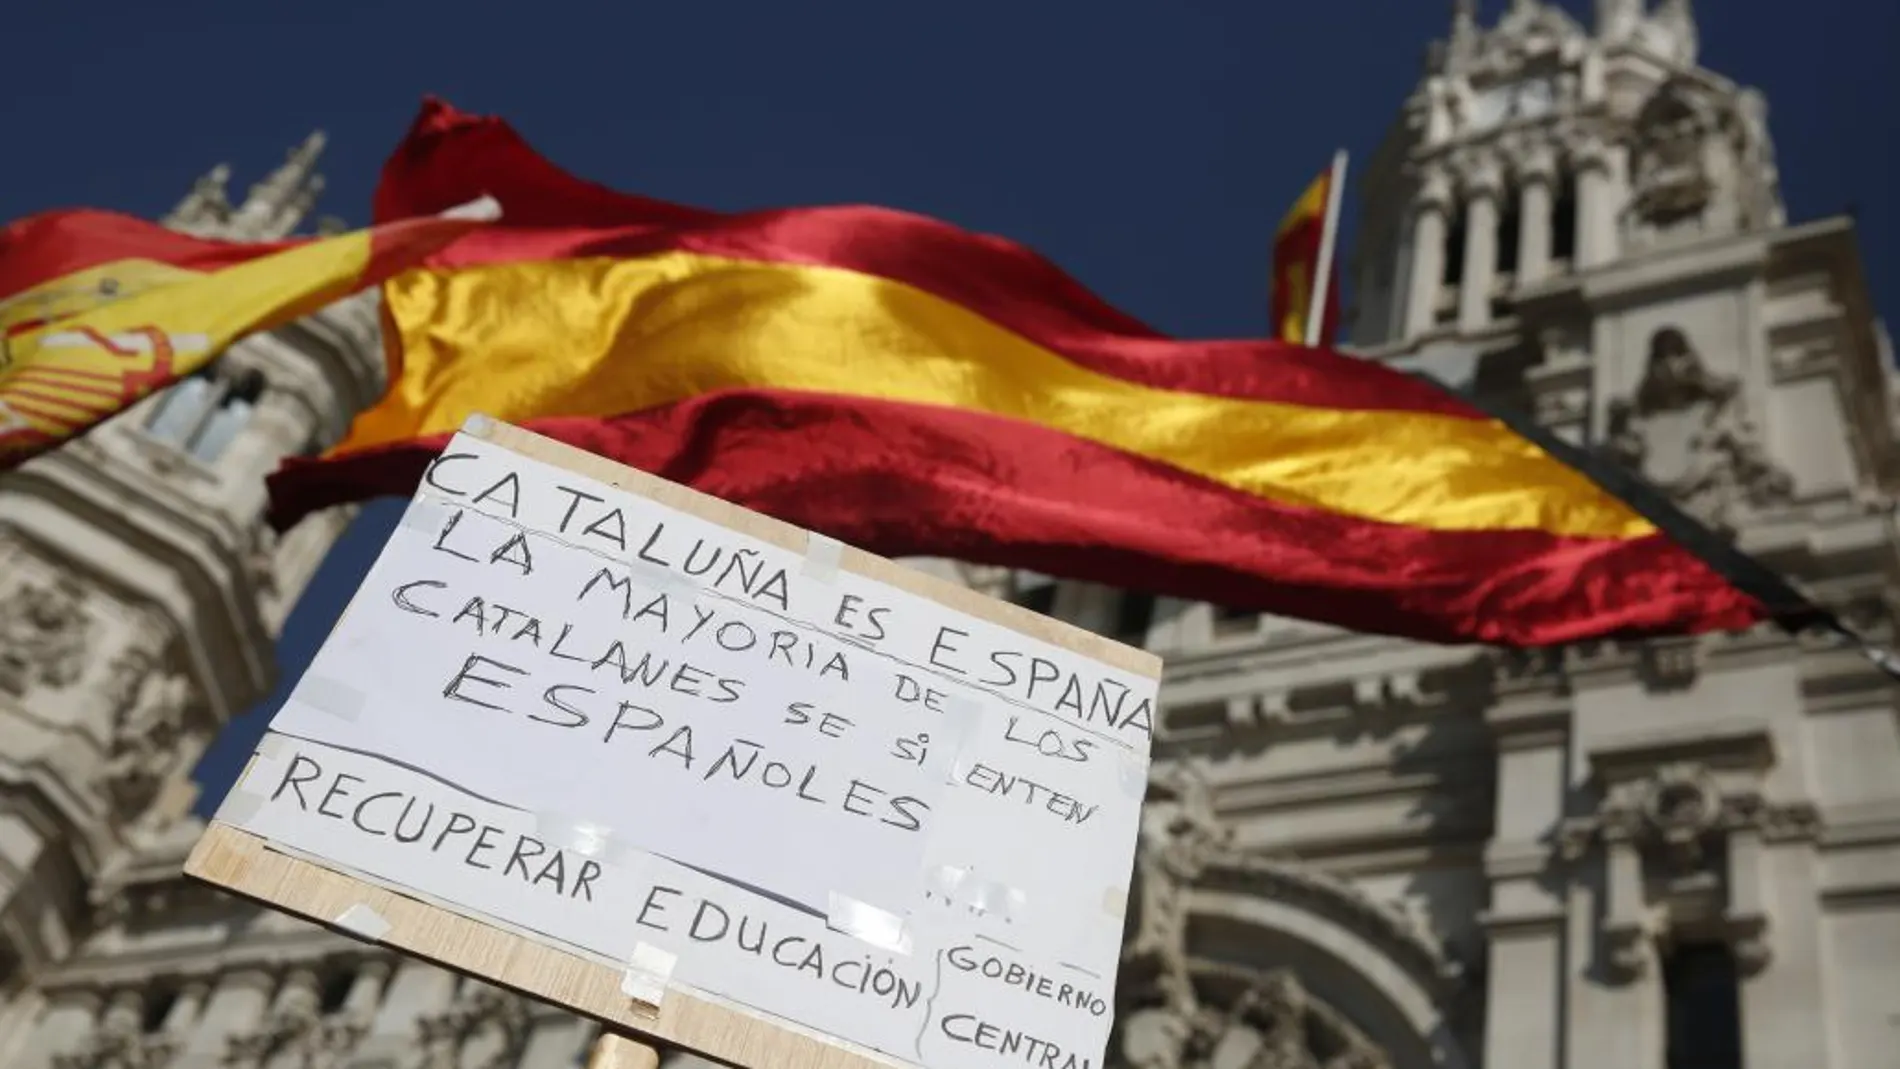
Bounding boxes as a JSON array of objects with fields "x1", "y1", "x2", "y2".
[{"x1": 1302, "y1": 149, "x2": 1350, "y2": 348}]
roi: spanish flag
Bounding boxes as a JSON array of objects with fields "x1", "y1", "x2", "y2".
[
  {"x1": 267, "y1": 98, "x2": 1807, "y2": 646},
  {"x1": 0, "y1": 201, "x2": 496, "y2": 467},
  {"x1": 1269, "y1": 155, "x2": 1344, "y2": 346}
]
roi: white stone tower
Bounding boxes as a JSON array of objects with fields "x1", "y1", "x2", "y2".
[{"x1": 0, "y1": 134, "x2": 388, "y2": 1066}]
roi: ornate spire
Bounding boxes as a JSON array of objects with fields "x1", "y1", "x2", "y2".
[
  {"x1": 162, "y1": 163, "x2": 233, "y2": 236},
  {"x1": 1595, "y1": 0, "x2": 1642, "y2": 40},
  {"x1": 1446, "y1": 0, "x2": 1478, "y2": 66},
  {"x1": 230, "y1": 130, "x2": 327, "y2": 239},
  {"x1": 1649, "y1": 0, "x2": 1699, "y2": 64}
]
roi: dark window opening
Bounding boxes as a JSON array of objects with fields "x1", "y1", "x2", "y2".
[
  {"x1": 1552, "y1": 174, "x2": 1579, "y2": 264},
  {"x1": 1114, "y1": 592, "x2": 1156, "y2": 644},
  {"x1": 144, "y1": 366, "x2": 270, "y2": 464},
  {"x1": 319, "y1": 968, "x2": 357, "y2": 1014},
  {"x1": 1496, "y1": 186, "x2": 1522, "y2": 276},
  {"x1": 1213, "y1": 604, "x2": 1255, "y2": 636},
  {"x1": 1664, "y1": 942, "x2": 1743, "y2": 1069},
  {"x1": 1014, "y1": 582, "x2": 1057, "y2": 616},
  {"x1": 1441, "y1": 201, "x2": 1468, "y2": 286},
  {"x1": 141, "y1": 988, "x2": 178, "y2": 1033}
]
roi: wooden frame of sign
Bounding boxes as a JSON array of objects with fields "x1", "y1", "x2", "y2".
[{"x1": 186, "y1": 417, "x2": 1160, "y2": 1069}]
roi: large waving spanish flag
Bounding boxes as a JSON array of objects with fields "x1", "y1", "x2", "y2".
[
  {"x1": 266, "y1": 98, "x2": 1822, "y2": 647},
  {"x1": 0, "y1": 202, "x2": 495, "y2": 467}
]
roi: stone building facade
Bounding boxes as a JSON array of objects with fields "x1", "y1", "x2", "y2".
[{"x1": 1, "y1": 2, "x2": 1896, "y2": 1068}]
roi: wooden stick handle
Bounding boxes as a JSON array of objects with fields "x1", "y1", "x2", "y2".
[{"x1": 586, "y1": 1031, "x2": 662, "y2": 1069}]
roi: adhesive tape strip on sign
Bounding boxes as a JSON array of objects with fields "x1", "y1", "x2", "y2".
[
  {"x1": 214, "y1": 788, "x2": 265, "y2": 826},
  {"x1": 801, "y1": 532, "x2": 845, "y2": 582},
  {"x1": 399, "y1": 496, "x2": 453, "y2": 534},
  {"x1": 620, "y1": 942, "x2": 677, "y2": 1009},
  {"x1": 827, "y1": 892, "x2": 914, "y2": 956},
  {"x1": 215, "y1": 746, "x2": 287, "y2": 825},
  {"x1": 630, "y1": 559, "x2": 694, "y2": 598},
  {"x1": 289, "y1": 675, "x2": 368, "y2": 722},
  {"x1": 1117, "y1": 749, "x2": 1150, "y2": 799},
  {"x1": 333, "y1": 903, "x2": 393, "y2": 942},
  {"x1": 922, "y1": 694, "x2": 986, "y2": 782},
  {"x1": 534, "y1": 812, "x2": 633, "y2": 866}
]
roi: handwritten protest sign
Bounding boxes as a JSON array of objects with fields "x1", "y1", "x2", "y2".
[{"x1": 188, "y1": 417, "x2": 1159, "y2": 1069}]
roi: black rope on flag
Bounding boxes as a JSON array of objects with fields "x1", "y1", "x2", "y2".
[{"x1": 1411, "y1": 370, "x2": 1900, "y2": 683}]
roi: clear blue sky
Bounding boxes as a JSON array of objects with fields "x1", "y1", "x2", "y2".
[{"x1": 1, "y1": 1, "x2": 1892, "y2": 810}]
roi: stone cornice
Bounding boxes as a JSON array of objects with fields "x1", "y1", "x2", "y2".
[
  {"x1": 1583, "y1": 720, "x2": 1777, "y2": 780},
  {"x1": 1817, "y1": 800, "x2": 1900, "y2": 850},
  {"x1": 0, "y1": 461, "x2": 273, "y2": 721},
  {"x1": 40, "y1": 931, "x2": 389, "y2": 993},
  {"x1": 1215, "y1": 758, "x2": 1494, "y2": 818},
  {"x1": 1196, "y1": 856, "x2": 1467, "y2": 992}
]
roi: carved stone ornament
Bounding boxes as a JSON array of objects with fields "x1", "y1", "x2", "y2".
[
  {"x1": 52, "y1": 1005, "x2": 179, "y2": 1069},
  {"x1": 1123, "y1": 762, "x2": 1234, "y2": 1027},
  {"x1": 415, "y1": 986, "x2": 532, "y2": 1069},
  {"x1": 1627, "y1": 81, "x2": 1717, "y2": 228},
  {"x1": 1441, "y1": 0, "x2": 1583, "y2": 79},
  {"x1": 223, "y1": 991, "x2": 365, "y2": 1069},
  {"x1": 1117, "y1": 764, "x2": 1407, "y2": 1069},
  {"x1": 1625, "y1": 75, "x2": 1781, "y2": 241},
  {"x1": 1563, "y1": 763, "x2": 1719, "y2": 863},
  {"x1": 1604, "y1": 327, "x2": 1794, "y2": 532},
  {"x1": 1640, "y1": 763, "x2": 1723, "y2": 869},
  {"x1": 1121, "y1": 967, "x2": 1393, "y2": 1069},
  {"x1": 0, "y1": 573, "x2": 94, "y2": 698},
  {"x1": 244, "y1": 526, "x2": 281, "y2": 600},
  {"x1": 96, "y1": 648, "x2": 195, "y2": 822}
]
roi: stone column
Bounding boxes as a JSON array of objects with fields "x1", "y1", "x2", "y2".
[
  {"x1": 1480, "y1": 685, "x2": 1571, "y2": 1069},
  {"x1": 175, "y1": 968, "x2": 274, "y2": 1069},
  {"x1": 279, "y1": 966, "x2": 321, "y2": 1011},
  {"x1": 344, "y1": 959, "x2": 393, "y2": 1015},
  {"x1": 99, "y1": 988, "x2": 143, "y2": 1033},
  {"x1": 1404, "y1": 167, "x2": 1454, "y2": 335},
  {"x1": 1458, "y1": 155, "x2": 1503, "y2": 330},
  {"x1": 1516, "y1": 143, "x2": 1558, "y2": 285},
  {"x1": 1570, "y1": 135, "x2": 1619, "y2": 270},
  {"x1": 352, "y1": 958, "x2": 460, "y2": 1065},
  {"x1": 1737, "y1": 833, "x2": 1833, "y2": 1069},
  {"x1": 162, "y1": 980, "x2": 211, "y2": 1034},
  {"x1": 13, "y1": 989, "x2": 100, "y2": 1069},
  {"x1": 219, "y1": 388, "x2": 318, "y2": 520}
]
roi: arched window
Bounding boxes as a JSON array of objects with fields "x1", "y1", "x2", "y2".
[
  {"x1": 1552, "y1": 172, "x2": 1579, "y2": 266},
  {"x1": 140, "y1": 987, "x2": 178, "y2": 1033},
  {"x1": 143, "y1": 366, "x2": 267, "y2": 463},
  {"x1": 318, "y1": 965, "x2": 357, "y2": 1014},
  {"x1": 1441, "y1": 199, "x2": 1468, "y2": 287}
]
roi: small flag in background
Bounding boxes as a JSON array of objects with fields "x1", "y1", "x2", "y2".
[
  {"x1": 0, "y1": 201, "x2": 497, "y2": 468},
  {"x1": 268, "y1": 98, "x2": 1827, "y2": 649},
  {"x1": 1268, "y1": 153, "x2": 1346, "y2": 346}
]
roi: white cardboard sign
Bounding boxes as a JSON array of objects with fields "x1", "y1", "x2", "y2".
[{"x1": 226, "y1": 429, "x2": 1155, "y2": 1069}]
